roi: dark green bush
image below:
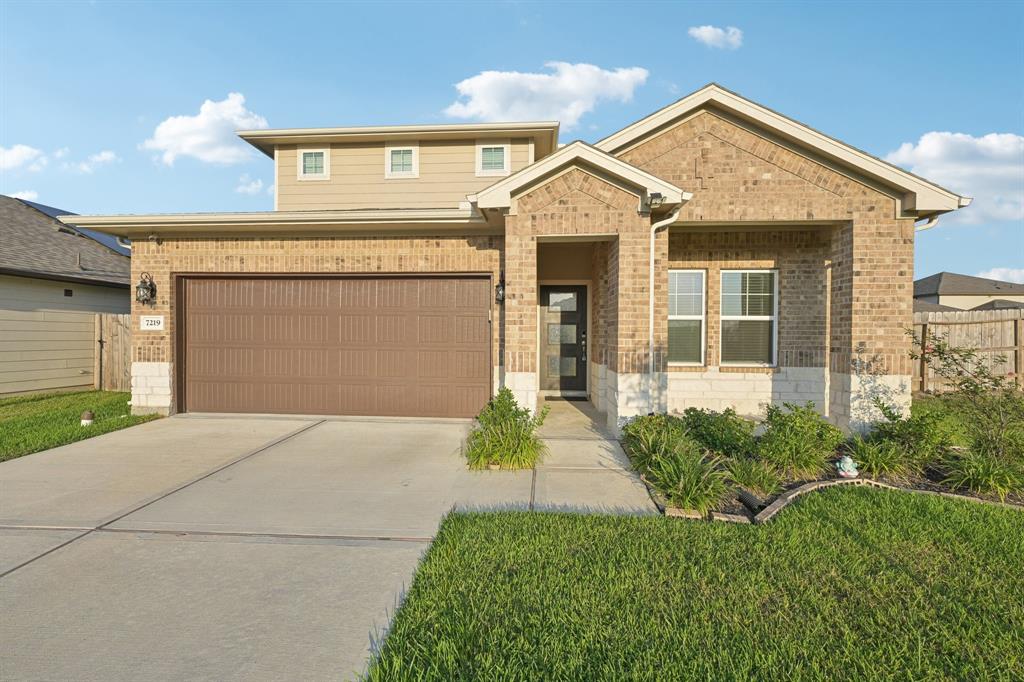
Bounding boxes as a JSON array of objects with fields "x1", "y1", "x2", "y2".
[
  {"x1": 757, "y1": 402, "x2": 844, "y2": 480},
  {"x1": 643, "y1": 437, "x2": 730, "y2": 514},
  {"x1": 621, "y1": 413, "x2": 688, "y2": 470},
  {"x1": 870, "y1": 399, "x2": 952, "y2": 473},
  {"x1": 845, "y1": 435, "x2": 910, "y2": 482},
  {"x1": 465, "y1": 388, "x2": 549, "y2": 470},
  {"x1": 726, "y1": 457, "x2": 782, "y2": 497},
  {"x1": 679, "y1": 407, "x2": 755, "y2": 459}
]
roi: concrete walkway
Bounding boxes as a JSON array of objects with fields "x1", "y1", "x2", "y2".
[{"x1": 0, "y1": 407, "x2": 653, "y2": 680}]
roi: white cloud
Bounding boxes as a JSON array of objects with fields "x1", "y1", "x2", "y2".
[
  {"x1": 444, "y1": 62, "x2": 648, "y2": 130},
  {"x1": 66, "y1": 150, "x2": 120, "y2": 174},
  {"x1": 688, "y1": 25, "x2": 743, "y2": 50},
  {"x1": 141, "y1": 92, "x2": 269, "y2": 165},
  {"x1": 1, "y1": 144, "x2": 44, "y2": 171},
  {"x1": 235, "y1": 174, "x2": 264, "y2": 195},
  {"x1": 885, "y1": 132, "x2": 1023, "y2": 225},
  {"x1": 53, "y1": 147, "x2": 70, "y2": 159},
  {"x1": 976, "y1": 267, "x2": 1024, "y2": 284},
  {"x1": 266, "y1": 183, "x2": 275, "y2": 196},
  {"x1": 7, "y1": 190, "x2": 39, "y2": 201}
]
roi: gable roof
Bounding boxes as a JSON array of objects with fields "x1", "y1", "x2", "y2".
[
  {"x1": 0, "y1": 195, "x2": 130, "y2": 288},
  {"x1": 474, "y1": 140, "x2": 690, "y2": 211},
  {"x1": 595, "y1": 83, "x2": 970, "y2": 218},
  {"x1": 914, "y1": 271, "x2": 1024, "y2": 297},
  {"x1": 913, "y1": 300, "x2": 959, "y2": 313}
]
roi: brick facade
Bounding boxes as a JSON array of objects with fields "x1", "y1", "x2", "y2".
[{"x1": 127, "y1": 107, "x2": 917, "y2": 430}]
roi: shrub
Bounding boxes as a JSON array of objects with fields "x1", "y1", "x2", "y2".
[
  {"x1": 870, "y1": 399, "x2": 952, "y2": 473},
  {"x1": 912, "y1": 329, "x2": 1024, "y2": 465},
  {"x1": 621, "y1": 413, "x2": 688, "y2": 470},
  {"x1": 679, "y1": 407, "x2": 755, "y2": 459},
  {"x1": 757, "y1": 402, "x2": 844, "y2": 480},
  {"x1": 726, "y1": 457, "x2": 782, "y2": 497},
  {"x1": 845, "y1": 435, "x2": 910, "y2": 482},
  {"x1": 942, "y1": 450, "x2": 1023, "y2": 502},
  {"x1": 643, "y1": 437, "x2": 730, "y2": 514},
  {"x1": 465, "y1": 388, "x2": 549, "y2": 470}
]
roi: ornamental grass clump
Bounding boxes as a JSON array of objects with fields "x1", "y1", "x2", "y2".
[
  {"x1": 941, "y1": 449, "x2": 1023, "y2": 502},
  {"x1": 678, "y1": 407, "x2": 756, "y2": 459},
  {"x1": 465, "y1": 388, "x2": 549, "y2": 470},
  {"x1": 845, "y1": 435, "x2": 911, "y2": 482},
  {"x1": 726, "y1": 457, "x2": 782, "y2": 497},
  {"x1": 643, "y1": 437, "x2": 730, "y2": 514},
  {"x1": 620, "y1": 413, "x2": 688, "y2": 470},
  {"x1": 757, "y1": 402, "x2": 844, "y2": 480}
]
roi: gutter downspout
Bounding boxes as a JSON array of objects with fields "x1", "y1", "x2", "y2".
[
  {"x1": 914, "y1": 216, "x2": 940, "y2": 232},
  {"x1": 648, "y1": 205, "x2": 682, "y2": 414}
]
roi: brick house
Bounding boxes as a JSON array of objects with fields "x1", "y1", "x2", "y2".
[{"x1": 65, "y1": 84, "x2": 969, "y2": 432}]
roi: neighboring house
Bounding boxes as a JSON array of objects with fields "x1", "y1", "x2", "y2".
[
  {"x1": 0, "y1": 195, "x2": 131, "y2": 394},
  {"x1": 64, "y1": 84, "x2": 969, "y2": 431},
  {"x1": 914, "y1": 272, "x2": 1024, "y2": 311}
]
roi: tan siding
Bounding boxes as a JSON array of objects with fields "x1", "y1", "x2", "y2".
[
  {"x1": 0, "y1": 275, "x2": 130, "y2": 314},
  {"x1": 937, "y1": 294, "x2": 1024, "y2": 310},
  {"x1": 0, "y1": 308, "x2": 96, "y2": 394},
  {"x1": 276, "y1": 138, "x2": 533, "y2": 210}
]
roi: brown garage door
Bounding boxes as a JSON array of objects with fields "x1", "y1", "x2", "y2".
[{"x1": 180, "y1": 276, "x2": 491, "y2": 418}]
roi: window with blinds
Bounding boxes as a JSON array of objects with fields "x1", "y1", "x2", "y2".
[
  {"x1": 300, "y1": 150, "x2": 327, "y2": 178},
  {"x1": 668, "y1": 270, "x2": 705, "y2": 364},
  {"x1": 721, "y1": 271, "x2": 777, "y2": 365},
  {"x1": 390, "y1": 149, "x2": 413, "y2": 173},
  {"x1": 481, "y1": 146, "x2": 505, "y2": 171}
]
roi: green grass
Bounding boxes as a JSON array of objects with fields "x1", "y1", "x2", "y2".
[
  {"x1": 0, "y1": 390, "x2": 159, "y2": 461},
  {"x1": 368, "y1": 487, "x2": 1024, "y2": 681}
]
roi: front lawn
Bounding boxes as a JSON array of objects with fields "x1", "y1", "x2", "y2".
[
  {"x1": 0, "y1": 390, "x2": 159, "y2": 461},
  {"x1": 369, "y1": 486, "x2": 1024, "y2": 680}
]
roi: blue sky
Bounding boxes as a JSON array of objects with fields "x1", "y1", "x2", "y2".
[{"x1": 2, "y1": 0, "x2": 1021, "y2": 280}]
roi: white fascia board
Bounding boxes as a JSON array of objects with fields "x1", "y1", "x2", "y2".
[
  {"x1": 595, "y1": 84, "x2": 967, "y2": 214},
  {"x1": 475, "y1": 141, "x2": 688, "y2": 210}
]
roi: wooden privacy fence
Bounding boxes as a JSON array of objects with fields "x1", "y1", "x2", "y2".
[
  {"x1": 913, "y1": 309, "x2": 1023, "y2": 394},
  {"x1": 0, "y1": 309, "x2": 131, "y2": 395},
  {"x1": 95, "y1": 313, "x2": 131, "y2": 392}
]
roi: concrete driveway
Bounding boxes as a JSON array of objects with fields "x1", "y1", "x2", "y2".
[{"x1": 1, "y1": 411, "x2": 652, "y2": 680}]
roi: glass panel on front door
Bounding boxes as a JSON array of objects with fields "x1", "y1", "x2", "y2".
[{"x1": 540, "y1": 285, "x2": 587, "y2": 392}]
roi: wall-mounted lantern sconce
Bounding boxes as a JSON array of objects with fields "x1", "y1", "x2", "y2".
[
  {"x1": 495, "y1": 274, "x2": 506, "y2": 304},
  {"x1": 136, "y1": 272, "x2": 157, "y2": 305},
  {"x1": 647, "y1": 192, "x2": 665, "y2": 210}
]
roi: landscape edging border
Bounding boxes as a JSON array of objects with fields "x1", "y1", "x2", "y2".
[{"x1": 753, "y1": 478, "x2": 1024, "y2": 524}]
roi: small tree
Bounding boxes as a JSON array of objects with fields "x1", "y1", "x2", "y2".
[{"x1": 911, "y1": 329, "x2": 1024, "y2": 462}]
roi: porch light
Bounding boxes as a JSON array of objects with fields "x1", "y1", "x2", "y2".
[
  {"x1": 136, "y1": 272, "x2": 157, "y2": 305},
  {"x1": 495, "y1": 275, "x2": 506, "y2": 304},
  {"x1": 648, "y1": 192, "x2": 665, "y2": 209}
]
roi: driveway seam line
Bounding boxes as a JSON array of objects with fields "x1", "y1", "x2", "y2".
[
  {"x1": 0, "y1": 419, "x2": 326, "y2": 580},
  {"x1": 0, "y1": 530, "x2": 92, "y2": 579},
  {"x1": 94, "y1": 419, "x2": 327, "y2": 530},
  {"x1": 94, "y1": 527, "x2": 434, "y2": 543}
]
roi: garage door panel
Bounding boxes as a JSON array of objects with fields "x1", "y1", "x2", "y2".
[{"x1": 183, "y1": 277, "x2": 490, "y2": 417}]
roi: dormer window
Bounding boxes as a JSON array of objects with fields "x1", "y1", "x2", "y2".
[
  {"x1": 385, "y1": 142, "x2": 419, "y2": 179},
  {"x1": 298, "y1": 149, "x2": 329, "y2": 180},
  {"x1": 476, "y1": 140, "x2": 511, "y2": 177}
]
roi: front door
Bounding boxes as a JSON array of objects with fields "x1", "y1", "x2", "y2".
[{"x1": 539, "y1": 285, "x2": 587, "y2": 392}]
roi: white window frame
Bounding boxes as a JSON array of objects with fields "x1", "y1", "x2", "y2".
[
  {"x1": 476, "y1": 139, "x2": 511, "y2": 177},
  {"x1": 297, "y1": 148, "x2": 330, "y2": 181},
  {"x1": 719, "y1": 269, "x2": 779, "y2": 367},
  {"x1": 384, "y1": 142, "x2": 419, "y2": 179},
  {"x1": 668, "y1": 269, "x2": 706, "y2": 367}
]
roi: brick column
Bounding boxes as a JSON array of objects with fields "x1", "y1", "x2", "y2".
[
  {"x1": 502, "y1": 216, "x2": 539, "y2": 411},
  {"x1": 829, "y1": 216, "x2": 914, "y2": 431}
]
